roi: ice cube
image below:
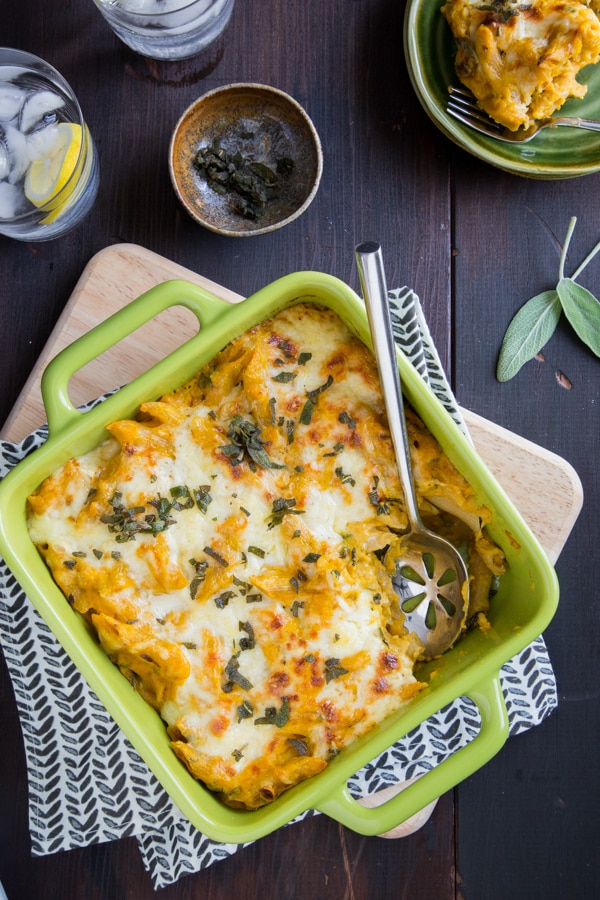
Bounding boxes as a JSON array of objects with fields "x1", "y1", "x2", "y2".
[
  {"x1": 0, "y1": 67, "x2": 29, "y2": 82},
  {"x1": 0, "y1": 84, "x2": 26, "y2": 123},
  {"x1": 27, "y1": 122, "x2": 60, "y2": 163},
  {"x1": 0, "y1": 136, "x2": 9, "y2": 180},
  {"x1": 4, "y1": 124, "x2": 30, "y2": 185},
  {"x1": 20, "y1": 90, "x2": 65, "y2": 133},
  {"x1": 0, "y1": 180, "x2": 22, "y2": 219}
]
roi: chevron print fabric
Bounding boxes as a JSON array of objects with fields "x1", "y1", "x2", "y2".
[
  {"x1": 0, "y1": 289, "x2": 557, "y2": 889},
  {"x1": 387, "y1": 287, "x2": 472, "y2": 439}
]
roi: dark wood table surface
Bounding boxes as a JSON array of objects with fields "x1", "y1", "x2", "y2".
[{"x1": 1, "y1": 2, "x2": 598, "y2": 897}]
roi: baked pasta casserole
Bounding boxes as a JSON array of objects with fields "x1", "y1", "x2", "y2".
[
  {"x1": 27, "y1": 303, "x2": 506, "y2": 810},
  {"x1": 442, "y1": 0, "x2": 600, "y2": 130}
]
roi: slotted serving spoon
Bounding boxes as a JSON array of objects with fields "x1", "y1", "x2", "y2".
[{"x1": 355, "y1": 241, "x2": 468, "y2": 658}]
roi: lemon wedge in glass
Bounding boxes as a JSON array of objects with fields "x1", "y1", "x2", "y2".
[{"x1": 24, "y1": 122, "x2": 83, "y2": 219}]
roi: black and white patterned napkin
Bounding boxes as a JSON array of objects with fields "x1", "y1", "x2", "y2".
[{"x1": 0, "y1": 288, "x2": 558, "y2": 889}]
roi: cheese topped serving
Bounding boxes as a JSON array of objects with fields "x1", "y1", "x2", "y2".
[
  {"x1": 442, "y1": 0, "x2": 600, "y2": 130},
  {"x1": 27, "y1": 302, "x2": 506, "y2": 809}
]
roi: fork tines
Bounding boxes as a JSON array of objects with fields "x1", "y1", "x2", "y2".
[{"x1": 446, "y1": 87, "x2": 504, "y2": 136}]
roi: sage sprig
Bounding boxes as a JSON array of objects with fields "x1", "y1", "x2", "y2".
[{"x1": 497, "y1": 217, "x2": 600, "y2": 381}]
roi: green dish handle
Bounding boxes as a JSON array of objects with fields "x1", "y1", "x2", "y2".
[
  {"x1": 316, "y1": 673, "x2": 509, "y2": 836},
  {"x1": 40, "y1": 280, "x2": 231, "y2": 438}
]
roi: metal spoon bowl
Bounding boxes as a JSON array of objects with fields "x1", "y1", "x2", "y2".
[{"x1": 355, "y1": 241, "x2": 468, "y2": 659}]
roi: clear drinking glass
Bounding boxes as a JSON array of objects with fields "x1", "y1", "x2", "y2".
[
  {"x1": 0, "y1": 48, "x2": 99, "y2": 242},
  {"x1": 91, "y1": 0, "x2": 236, "y2": 61}
]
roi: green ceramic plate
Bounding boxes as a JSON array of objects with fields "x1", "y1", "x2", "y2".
[{"x1": 404, "y1": 0, "x2": 600, "y2": 179}]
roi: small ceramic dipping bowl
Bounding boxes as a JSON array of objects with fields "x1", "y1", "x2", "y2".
[{"x1": 169, "y1": 83, "x2": 323, "y2": 237}]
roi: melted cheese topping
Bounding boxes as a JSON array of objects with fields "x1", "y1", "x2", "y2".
[
  {"x1": 442, "y1": 0, "x2": 600, "y2": 130},
  {"x1": 27, "y1": 303, "x2": 505, "y2": 809}
]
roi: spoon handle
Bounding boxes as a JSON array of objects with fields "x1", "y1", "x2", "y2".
[{"x1": 355, "y1": 241, "x2": 422, "y2": 529}]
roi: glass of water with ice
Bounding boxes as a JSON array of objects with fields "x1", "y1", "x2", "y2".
[
  {"x1": 0, "y1": 48, "x2": 99, "y2": 242},
  {"x1": 91, "y1": 0, "x2": 235, "y2": 60}
]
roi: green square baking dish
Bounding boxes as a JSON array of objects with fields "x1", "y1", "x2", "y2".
[{"x1": 0, "y1": 272, "x2": 559, "y2": 843}]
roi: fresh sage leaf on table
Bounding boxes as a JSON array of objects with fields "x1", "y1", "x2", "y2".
[
  {"x1": 496, "y1": 290, "x2": 561, "y2": 382},
  {"x1": 497, "y1": 217, "x2": 600, "y2": 381},
  {"x1": 556, "y1": 279, "x2": 600, "y2": 357}
]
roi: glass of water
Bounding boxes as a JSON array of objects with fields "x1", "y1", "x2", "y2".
[
  {"x1": 91, "y1": 0, "x2": 236, "y2": 60},
  {"x1": 0, "y1": 48, "x2": 99, "y2": 242}
]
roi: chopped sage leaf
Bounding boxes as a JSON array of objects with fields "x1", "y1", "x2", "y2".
[
  {"x1": 323, "y1": 442, "x2": 344, "y2": 457},
  {"x1": 247, "y1": 545, "x2": 266, "y2": 558},
  {"x1": 189, "y1": 557, "x2": 209, "y2": 599},
  {"x1": 233, "y1": 575, "x2": 251, "y2": 595},
  {"x1": 221, "y1": 414, "x2": 285, "y2": 470},
  {"x1": 302, "y1": 552, "x2": 321, "y2": 563},
  {"x1": 368, "y1": 476, "x2": 390, "y2": 515},
  {"x1": 237, "y1": 700, "x2": 254, "y2": 722},
  {"x1": 477, "y1": 0, "x2": 519, "y2": 22},
  {"x1": 299, "y1": 375, "x2": 334, "y2": 425},
  {"x1": 239, "y1": 620, "x2": 256, "y2": 651},
  {"x1": 291, "y1": 599, "x2": 304, "y2": 617},
  {"x1": 254, "y1": 697, "x2": 290, "y2": 727},
  {"x1": 170, "y1": 485, "x2": 195, "y2": 509},
  {"x1": 324, "y1": 657, "x2": 349, "y2": 683},
  {"x1": 272, "y1": 371, "x2": 297, "y2": 383},
  {"x1": 299, "y1": 397, "x2": 315, "y2": 425},
  {"x1": 194, "y1": 485, "x2": 213, "y2": 514},
  {"x1": 307, "y1": 375, "x2": 334, "y2": 402},
  {"x1": 203, "y1": 545, "x2": 229, "y2": 567},
  {"x1": 215, "y1": 590, "x2": 235, "y2": 609},
  {"x1": 223, "y1": 655, "x2": 253, "y2": 692},
  {"x1": 266, "y1": 496, "x2": 304, "y2": 529},
  {"x1": 335, "y1": 466, "x2": 355, "y2": 486},
  {"x1": 338, "y1": 411, "x2": 356, "y2": 429},
  {"x1": 193, "y1": 138, "x2": 294, "y2": 220},
  {"x1": 101, "y1": 491, "x2": 176, "y2": 542}
]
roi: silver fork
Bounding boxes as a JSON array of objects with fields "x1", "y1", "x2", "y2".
[{"x1": 446, "y1": 86, "x2": 600, "y2": 143}]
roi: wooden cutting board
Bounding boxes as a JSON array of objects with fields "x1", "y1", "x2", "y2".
[
  {"x1": 1, "y1": 243, "x2": 583, "y2": 565},
  {"x1": 1, "y1": 242, "x2": 583, "y2": 839}
]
